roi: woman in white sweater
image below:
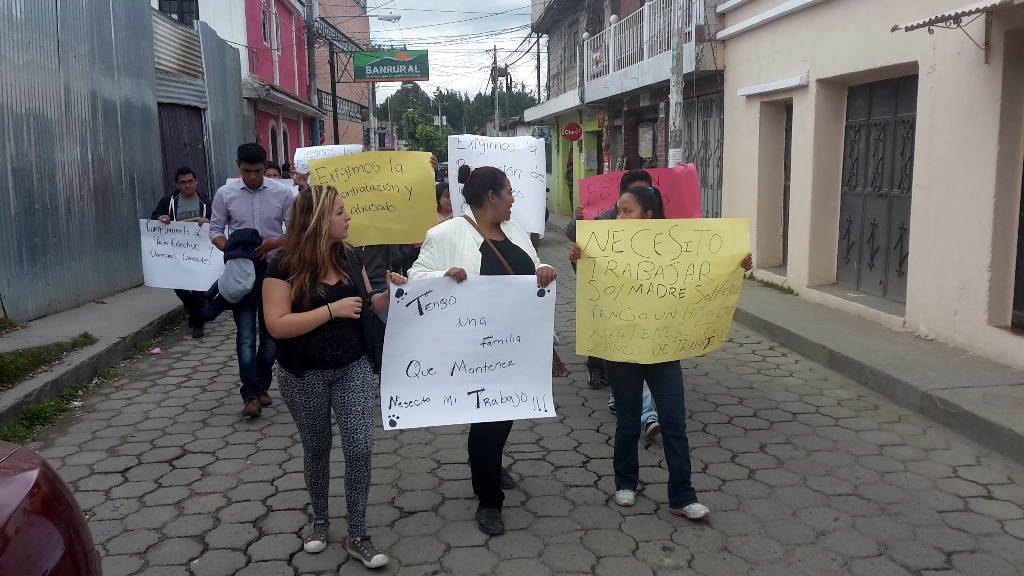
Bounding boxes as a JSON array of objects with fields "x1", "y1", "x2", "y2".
[{"x1": 408, "y1": 164, "x2": 556, "y2": 536}]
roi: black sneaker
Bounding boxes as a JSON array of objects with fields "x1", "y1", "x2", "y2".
[
  {"x1": 588, "y1": 371, "x2": 604, "y2": 389},
  {"x1": 345, "y1": 536, "x2": 388, "y2": 568},
  {"x1": 475, "y1": 508, "x2": 505, "y2": 535},
  {"x1": 303, "y1": 519, "x2": 329, "y2": 553},
  {"x1": 499, "y1": 467, "x2": 515, "y2": 490},
  {"x1": 192, "y1": 326, "x2": 204, "y2": 339}
]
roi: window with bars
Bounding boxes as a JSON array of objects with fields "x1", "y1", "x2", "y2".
[
  {"x1": 262, "y1": 9, "x2": 270, "y2": 45},
  {"x1": 274, "y1": 14, "x2": 282, "y2": 54},
  {"x1": 158, "y1": 0, "x2": 199, "y2": 26}
]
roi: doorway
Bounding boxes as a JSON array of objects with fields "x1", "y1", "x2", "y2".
[
  {"x1": 158, "y1": 103, "x2": 210, "y2": 198},
  {"x1": 1013, "y1": 163, "x2": 1024, "y2": 327},
  {"x1": 836, "y1": 76, "x2": 918, "y2": 303},
  {"x1": 782, "y1": 103, "x2": 793, "y2": 267}
]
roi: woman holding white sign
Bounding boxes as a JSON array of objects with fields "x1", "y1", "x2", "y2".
[
  {"x1": 409, "y1": 164, "x2": 557, "y2": 536},
  {"x1": 569, "y1": 185, "x2": 752, "y2": 521},
  {"x1": 263, "y1": 185, "x2": 407, "y2": 569}
]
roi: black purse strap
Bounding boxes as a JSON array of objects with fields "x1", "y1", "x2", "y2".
[{"x1": 463, "y1": 214, "x2": 514, "y2": 275}]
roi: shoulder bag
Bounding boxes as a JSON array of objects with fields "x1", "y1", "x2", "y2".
[
  {"x1": 347, "y1": 262, "x2": 386, "y2": 374},
  {"x1": 462, "y1": 215, "x2": 568, "y2": 377}
]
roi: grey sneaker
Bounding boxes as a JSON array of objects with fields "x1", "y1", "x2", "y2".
[
  {"x1": 644, "y1": 421, "x2": 661, "y2": 442},
  {"x1": 346, "y1": 536, "x2": 388, "y2": 568},
  {"x1": 303, "y1": 520, "x2": 329, "y2": 553}
]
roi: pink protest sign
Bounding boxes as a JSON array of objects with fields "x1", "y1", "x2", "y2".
[{"x1": 578, "y1": 165, "x2": 702, "y2": 220}]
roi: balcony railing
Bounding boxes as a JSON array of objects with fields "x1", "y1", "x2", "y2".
[{"x1": 584, "y1": 0, "x2": 684, "y2": 83}]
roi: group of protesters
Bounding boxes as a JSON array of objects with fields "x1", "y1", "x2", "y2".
[{"x1": 149, "y1": 141, "x2": 751, "y2": 568}]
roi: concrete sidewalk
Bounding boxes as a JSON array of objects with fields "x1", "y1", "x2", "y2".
[
  {"x1": 548, "y1": 212, "x2": 1024, "y2": 466},
  {"x1": 0, "y1": 286, "x2": 182, "y2": 426}
]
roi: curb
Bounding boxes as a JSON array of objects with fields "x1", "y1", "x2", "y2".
[
  {"x1": 734, "y1": 308, "x2": 1024, "y2": 467},
  {"x1": 0, "y1": 307, "x2": 184, "y2": 428}
]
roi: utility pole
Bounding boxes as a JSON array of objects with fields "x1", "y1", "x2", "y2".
[
  {"x1": 370, "y1": 82, "x2": 378, "y2": 150},
  {"x1": 305, "y1": 0, "x2": 320, "y2": 146},
  {"x1": 328, "y1": 44, "x2": 340, "y2": 143},
  {"x1": 491, "y1": 46, "x2": 499, "y2": 137},
  {"x1": 536, "y1": 33, "x2": 542, "y2": 102},
  {"x1": 667, "y1": 0, "x2": 685, "y2": 167}
]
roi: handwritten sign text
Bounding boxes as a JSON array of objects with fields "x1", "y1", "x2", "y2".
[
  {"x1": 139, "y1": 220, "x2": 224, "y2": 291},
  {"x1": 576, "y1": 219, "x2": 749, "y2": 363},
  {"x1": 309, "y1": 151, "x2": 437, "y2": 246},
  {"x1": 381, "y1": 276, "x2": 557, "y2": 429}
]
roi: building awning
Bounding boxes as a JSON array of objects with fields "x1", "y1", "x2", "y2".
[
  {"x1": 242, "y1": 75, "x2": 327, "y2": 118},
  {"x1": 891, "y1": 0, "x2": 1011, "y2": 32}
]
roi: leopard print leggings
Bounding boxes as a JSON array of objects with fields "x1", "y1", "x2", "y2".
[{"x1": 277, "y1": 356, "x2": 374, "y2": 537}]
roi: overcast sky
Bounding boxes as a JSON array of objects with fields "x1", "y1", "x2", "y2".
[{"x1": 358, "y1": 0, "x2": 542, "y2": 102}]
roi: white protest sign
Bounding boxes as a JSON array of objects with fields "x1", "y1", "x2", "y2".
[
  {"x1": 448, "y1": 135, "x2": 547, "y2": 234},
  {"x1": 380, "y1": 276, "x2": 557, "y2": 430},
  {"x1": 139, "y1": 220, "x2": 224, "y2": 291},
  {"x1": 293, "y1": 145, "x2": 363, "y2": 173}
]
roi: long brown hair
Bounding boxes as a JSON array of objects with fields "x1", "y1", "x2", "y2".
[{"x1": 280, "y1": 185, "x2": 352, "y2": 305}]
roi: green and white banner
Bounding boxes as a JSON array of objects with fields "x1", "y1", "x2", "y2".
[{"x1": 353, "y1": 51, "x2": 429, "y2": 82}]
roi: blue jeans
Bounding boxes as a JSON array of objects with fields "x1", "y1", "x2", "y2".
[
  {"x1": 604, "y1": 360, "x2": 697, "y2": 509},
  {"x1": 233, "y1": 306, "x2": 276, "y2": 402},
  {"x1": 608, "y1": 384, "x2": 658, "y2": 426}
]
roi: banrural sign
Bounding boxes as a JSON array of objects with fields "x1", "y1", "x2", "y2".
[{"x1": 354, "y1": 51, "x2": 429, "y2": 82}]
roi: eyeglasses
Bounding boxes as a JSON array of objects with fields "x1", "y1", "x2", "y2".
[{"x1": 179, "y1": 179, "x2": 197, "y2": 185}]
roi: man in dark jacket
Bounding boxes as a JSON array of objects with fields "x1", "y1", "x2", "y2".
[{"x1": 151, "y1": 166, "x2": 212, "y2": 338}]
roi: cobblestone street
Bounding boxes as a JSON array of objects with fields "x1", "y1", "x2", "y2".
[{"x1": 29, "y1": 240, "x2": 1024, "y2": 576}]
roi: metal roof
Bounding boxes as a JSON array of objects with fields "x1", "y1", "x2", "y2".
[{"x1": 892, "y1": 0, "x2": 1011, "y2": 32}]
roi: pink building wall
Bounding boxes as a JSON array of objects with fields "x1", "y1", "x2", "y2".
[
  {"x1": 244, "y1": 0, "x2": 307, "y2": 100},
  {"x1": 256, "y1": 110, "x2": 306, "y2": 165}
]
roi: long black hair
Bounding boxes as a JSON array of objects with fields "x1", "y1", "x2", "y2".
[
  {"x1": 435, "y1": 181, "x2": 449, "y2": 210},
  {"x1": 622, "y1": 185, "x2": 666, "y2": 219},
  {"x1": 457, "y1": 164, "x2": 509, "y2": 208}
]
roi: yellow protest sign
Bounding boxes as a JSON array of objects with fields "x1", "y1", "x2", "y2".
[
  {"x1": 308, "y1": 151, "x2": 436, "y2": 246},
  {"x1": 576, "y1": 219, "x2": 750, "y2": 363}
]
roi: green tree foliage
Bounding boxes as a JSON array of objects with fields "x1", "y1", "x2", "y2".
[
  {"x1": 379, "y1": 81, "x2": 538, "y2": 138},
  {"x1": 400, "y1": 110, "x2": 456, "y2": 160}
]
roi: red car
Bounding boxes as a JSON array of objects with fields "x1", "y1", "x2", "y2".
[{"x1": 0, "y1": 441, "x2": 102, "y2": 575}]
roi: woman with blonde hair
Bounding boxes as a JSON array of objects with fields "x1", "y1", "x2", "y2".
[{"x1": 263, "y1": 184, "x2": 406, "y2": 569}]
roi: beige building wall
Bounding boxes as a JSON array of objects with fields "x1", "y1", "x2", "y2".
[{"x1": 720, "y1": 0, "x2": 1024, "y2": 370}]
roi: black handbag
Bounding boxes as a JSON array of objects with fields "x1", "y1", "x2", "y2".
[{"x1": 348, "y1": 263, "x2": 386, "y2": 374}]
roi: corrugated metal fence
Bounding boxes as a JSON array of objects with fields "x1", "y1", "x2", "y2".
[
  {"x1": 199, "y1": 21, "x2": 251, "y2": 191},
  {"x1": 0, "y1": 0, "x2": 161, "y2": 322}
]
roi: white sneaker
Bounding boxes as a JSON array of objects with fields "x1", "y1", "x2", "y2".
[
  {"x1": 614, "y1": 489, "x2": 636, "y2": 507},
  {"x1": 671, "y1": 502, "x2": 710, "y2": 520}
]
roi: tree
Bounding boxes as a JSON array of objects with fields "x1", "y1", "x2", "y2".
[
  {"x1": 378, "y1": 83, "x2": 433, "y2": 138},
  {"x1": 378, "y1": 81, "x2": 540, "y2": 138},
  {"x1": 400, "y1": 110, "x2": 429, "y2": 146},
  {"x1": 415, "y1": 124, "x2": 456, "y2": 162}
]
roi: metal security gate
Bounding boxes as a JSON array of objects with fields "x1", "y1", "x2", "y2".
[
  {"x1": 158, "y1": 104, "x2": 210, "y2": 198},
  {"x1": 1014, "y1": 165, "x2": 1024, "y2": 328},
  {"x1": 683, "y1": 92, "x2": 724, "y2": 218},
  {"x1": 837, "y1": 76, "x2": 917, "y2": 303}
]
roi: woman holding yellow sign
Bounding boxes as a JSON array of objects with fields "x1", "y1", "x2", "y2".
[{"x1": 569, "y1": 185, "x2": 752, "y2": 520}]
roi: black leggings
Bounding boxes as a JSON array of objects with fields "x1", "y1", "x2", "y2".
[
  {"x1": 468, "y1": 420, "x2": 513, "y2": 510},
  {"x1": 277, "y1": 357, "x2": 374, "y2": 537}
]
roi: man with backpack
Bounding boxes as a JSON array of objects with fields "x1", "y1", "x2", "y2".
[{"x1": 151, "y1": 166, "x2": 212, "y2": 339}]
